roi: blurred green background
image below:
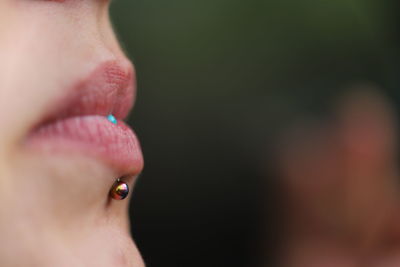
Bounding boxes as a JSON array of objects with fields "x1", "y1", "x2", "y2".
[{"x1": 110, "y1": 1, "x2": 400, "y2": 266}]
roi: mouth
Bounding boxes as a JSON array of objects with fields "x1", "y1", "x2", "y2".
[{"x1": 25, "y1": 61, "x2": 144, "y2": 177}]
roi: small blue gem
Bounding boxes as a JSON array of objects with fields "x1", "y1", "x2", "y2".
[{"x1": 107, "y1": 114, "x2": 117, "y2": 125}]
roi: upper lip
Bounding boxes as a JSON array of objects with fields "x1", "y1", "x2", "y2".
[{"x1": 36, "y1": 61, "x2": 135, "y2": 127}]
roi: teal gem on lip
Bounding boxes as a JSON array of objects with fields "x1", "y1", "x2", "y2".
[{"x1": 107, "y1": 114, "x2": 117, "y2": 124}]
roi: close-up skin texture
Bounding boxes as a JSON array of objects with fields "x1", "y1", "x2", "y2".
[{"x1": 0, "y1": 0, "x2": 144, "y2": 266}]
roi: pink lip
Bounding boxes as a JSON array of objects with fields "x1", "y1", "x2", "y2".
[{"x1": 26, "y1": 61, "x2": 144, "y2": 176}]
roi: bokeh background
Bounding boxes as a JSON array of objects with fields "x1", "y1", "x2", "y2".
[{"x1": 110, "y1": 1, "x2": 400, "y2": 266}]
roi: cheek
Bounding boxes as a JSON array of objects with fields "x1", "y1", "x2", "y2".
[{"x1": 0, "y1": 16, "x2": 66, "y2": 148}]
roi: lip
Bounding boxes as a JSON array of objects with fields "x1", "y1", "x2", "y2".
[{"x1": 25, "y1": 61, "x2": 144, "y2": 176}]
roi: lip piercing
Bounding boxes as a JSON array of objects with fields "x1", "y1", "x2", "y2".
[
  {"x1": 107, "y1": 114, "x2": 117, "y2": 125},
  {"x1": 110, "y1": 179, "x2": 129, "y2": 200}
]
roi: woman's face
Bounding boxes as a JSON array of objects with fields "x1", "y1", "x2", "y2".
[{"x1": 0, "y1": 1, "x2": 144, "y2": 266}]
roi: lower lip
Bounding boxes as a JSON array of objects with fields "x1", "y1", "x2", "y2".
[{"x1": 26, "y1": 116, "x2": 144, "y2": 175}]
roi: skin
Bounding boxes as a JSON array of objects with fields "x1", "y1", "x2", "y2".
[{"x1": 0, "y1": 0, "x2": 144, "y2": 266}]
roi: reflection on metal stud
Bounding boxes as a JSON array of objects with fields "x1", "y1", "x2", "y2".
[{"x1": 110, "y1": 180, "x2": 129, "y2": 200}]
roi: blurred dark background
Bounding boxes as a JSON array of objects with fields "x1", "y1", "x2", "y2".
[{"x1": 110, "y1": 1, "x2": 400, "y2": 266}]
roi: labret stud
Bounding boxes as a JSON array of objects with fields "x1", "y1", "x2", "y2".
[
  {"x1": 110, "y1": 179, "x2": 129, "y2": 200},
  {"x1": 107, "y1": 114, "x2": 118, "y2": 125}
]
